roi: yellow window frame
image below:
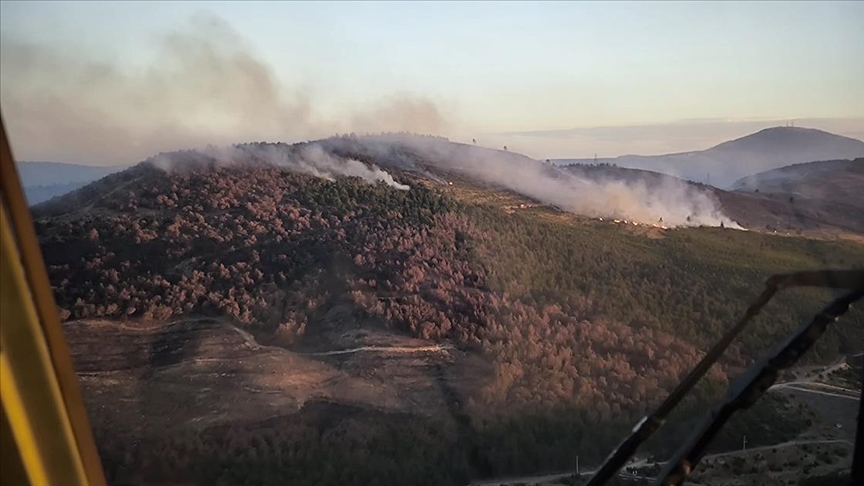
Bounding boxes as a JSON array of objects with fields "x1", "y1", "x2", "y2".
[{"x1": 0, "y1": 114, "x2": 107, "y2": 486}]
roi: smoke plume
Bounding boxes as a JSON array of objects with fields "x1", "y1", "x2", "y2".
[
  {"x1": 0, "y1": 13, "x2": 449, "y2": 166},
  {"x1": 149, "y1": 142, "x2": 410, "y2": 191},
  {"x1": 294, "y1": 144, "x2": 410, "y2": 190}
]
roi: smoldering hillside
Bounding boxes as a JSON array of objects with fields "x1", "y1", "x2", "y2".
[
  {"x1": 135, "y1": 134, "x2": 740, "y2": 228},
  {"x1": 149, "y1": 143, "x2": 411, "y2": 191}
]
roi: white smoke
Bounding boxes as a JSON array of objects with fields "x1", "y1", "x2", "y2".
[
  {"x1": 563, "y1": 175, "x2": 739, "y2": 227},
  {"x1": 0, "y1": 14, "x2": 448, "y2": 167},
  {"x1": 149, "y1": 142, "x2": 410, "y2": 191},
  {"x1": 343, "y1": 135, "x2": 740, "y2": 228},
  {"x1": 294, "y1": 145, "x2": 409, "y2": 190}
]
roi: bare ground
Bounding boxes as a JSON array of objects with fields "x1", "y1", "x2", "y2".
[{"x1": 65, "y1": 317, "x2": 490, "y2": 438}]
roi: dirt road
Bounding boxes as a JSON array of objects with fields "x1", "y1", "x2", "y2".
[
  {"x1": 300, "y1": 344, "x2": 453, "y2": 356},
  {"x1": 225, "y1": 322, "x2": 452, "y2": 356}
]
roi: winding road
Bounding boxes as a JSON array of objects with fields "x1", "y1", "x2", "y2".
[{"x1": 769, "y1": 380, "x2": 859, "y2": 400}]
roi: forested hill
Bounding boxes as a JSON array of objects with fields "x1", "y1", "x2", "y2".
[{"x1": 33, "y1": 144, "x2": 864, "y2": 485}]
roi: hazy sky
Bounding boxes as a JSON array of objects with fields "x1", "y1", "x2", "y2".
[{"x1": 1, "y1": 1, "x2": 862, "y2": 165}]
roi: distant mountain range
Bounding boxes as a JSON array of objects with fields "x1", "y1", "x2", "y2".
[
  {"x1": 16, "y1": 161, "x2": 128, "y2": 205},
  {"x1": 554, "y1": 127, "x2": 864, "y2": 187}
]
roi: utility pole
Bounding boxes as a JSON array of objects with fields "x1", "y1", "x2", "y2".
[
  {"x1": 742, "y1": 435, "x2": 747, "y2": 451},
  {"x1": 575, "y1": 455, "x2": 579, "y2": 476}
]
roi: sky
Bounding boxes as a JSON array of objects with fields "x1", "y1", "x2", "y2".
[{"x1": 1, "y1": 0, "x2": 862, "y2": 165}]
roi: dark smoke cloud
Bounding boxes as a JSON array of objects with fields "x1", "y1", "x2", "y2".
[{"x1": 0, "y1": 13, "x2": 448, "y2": 166}]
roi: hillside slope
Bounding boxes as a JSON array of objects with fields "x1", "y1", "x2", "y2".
[
  {"x1": 732, "y1": 158, "x2": 864, "y2": 201},
  {"x1": 727, "y1": 159, "x2": 864, "y2": 235},
  {"x1": 733, "y1": 158, "x2": 864, "y2": 234},
  {"x1": 554, "y1": 127, "x2": 864, "y2": 187}
]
